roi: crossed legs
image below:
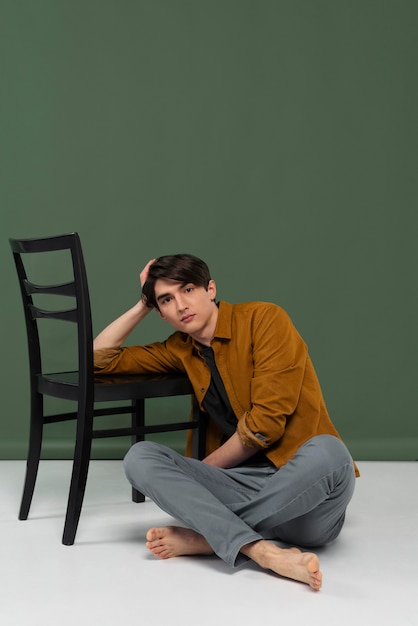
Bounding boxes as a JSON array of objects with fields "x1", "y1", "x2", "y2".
[{"x1": 124, "y1": 435, "x2": 355, "y2": 591}]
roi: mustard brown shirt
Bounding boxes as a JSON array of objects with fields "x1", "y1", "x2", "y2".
[{"x1": 94, "y1": 300, "x2": 358, "y2": 473}]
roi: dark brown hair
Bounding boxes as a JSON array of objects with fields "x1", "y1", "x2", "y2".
[{"x1": 142, "y1": 254, "x2": 212, "y2": 309}]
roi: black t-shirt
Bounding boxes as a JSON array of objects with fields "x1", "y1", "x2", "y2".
[
  {"x1": 199, "y1": 344, "x2": 273, "y2": 467},
  {"x1": 199, "y1": 344, "x2": 237, "y2": 440}
]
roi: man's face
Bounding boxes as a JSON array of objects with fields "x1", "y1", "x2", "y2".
[{"x1": 154, "y1": 278, "x2": 218, "y2": 343}]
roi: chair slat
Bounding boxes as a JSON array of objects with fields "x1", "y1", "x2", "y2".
[
  {"x1": 24, "y1": 279, "x2": 76, "y2": 297},
  {"x1": 29, "y1": 305, "x2": 78, "y2": 322}
]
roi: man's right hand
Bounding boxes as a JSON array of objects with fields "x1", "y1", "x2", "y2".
[
  {"x1": 140, "y1": 258, "x2": 156, "y2": 308},
  {"x1": 140, "y1": 258, "x2": 156, "y2": 289}
]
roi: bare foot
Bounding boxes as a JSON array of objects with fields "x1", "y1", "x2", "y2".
[
  {"x1": 146, "y1": 528, "x2": 322, "y2": 591},
  {"x1": 146, "y1": 526, "x2": 214, "y2": 559},
  {"x1": 241, "y1": 540, "x2": 322, "y2": 591}
]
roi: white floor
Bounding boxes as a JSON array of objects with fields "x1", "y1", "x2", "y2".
[{"x1": 1, "y1": 460, "x2": 417, "y2": 626}]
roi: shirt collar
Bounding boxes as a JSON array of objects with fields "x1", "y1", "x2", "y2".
[
  {"x1": 212, "y1": 300, "x2": 232, "y2": 341},
  {"x1": 188, "y1": 300, "x2": 232, "y2": 352}
]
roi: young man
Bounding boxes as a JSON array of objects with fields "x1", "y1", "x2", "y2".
[{"x1": 93, "y1": 254, "x2": 358, "y2": 591}]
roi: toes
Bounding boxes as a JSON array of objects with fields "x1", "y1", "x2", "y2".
[
  {"x1": 146, "y1": 527, "x2": 162, "y2": 542},
  {"x1": 146, "y1": 541, "x2": 163, "y2": 554},
  {"x1": 310, "y1": 573, "x2": 322, "y2": 591}
]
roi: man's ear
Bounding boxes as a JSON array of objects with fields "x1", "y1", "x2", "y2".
[{"x1": 208, "y1": 279, "x2": 216, "y2": 301}]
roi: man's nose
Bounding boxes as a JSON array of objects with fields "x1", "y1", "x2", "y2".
[{"x1": 176, "y1": 295, "x2": 188, "y2": 311}]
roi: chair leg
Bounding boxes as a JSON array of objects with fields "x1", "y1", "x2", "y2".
[
  {"x1": 131, "y1": 399, "x2": 145, "y2": 503},
  {"x1": 19, "y1": 394, "x2": 44, "y2": 520},
  {"x1": 62, "y1": 401, "x2": 94, "y2": 546}
]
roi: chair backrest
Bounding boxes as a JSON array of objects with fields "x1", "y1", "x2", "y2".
[{"x1": 9, "y1": 233, "x2": 93, "y2": 396}]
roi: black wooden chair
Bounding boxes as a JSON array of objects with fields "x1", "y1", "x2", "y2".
[{"x1": 9, "y1": 233, "x2": 205, "y2": 545}]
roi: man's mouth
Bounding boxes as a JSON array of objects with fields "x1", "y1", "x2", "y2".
[{"x1": 181, "y1": 313, "x2": 195, "y2": 323}]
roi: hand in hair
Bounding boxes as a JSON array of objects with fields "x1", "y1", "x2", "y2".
[{"x1": 140, "y1": 259, "x2": 156, "y2": 307}]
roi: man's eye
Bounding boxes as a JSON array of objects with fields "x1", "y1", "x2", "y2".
[{"x1": 185, "y1": 287, "x2": 193, "y2": 293}]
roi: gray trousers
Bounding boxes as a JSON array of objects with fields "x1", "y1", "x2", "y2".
[{"x1": 123, "y1": 434, "x2": 356, "y2": 567}]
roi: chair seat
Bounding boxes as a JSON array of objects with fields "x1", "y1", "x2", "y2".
[{"x1": 39, "y1": 371, "x2": 194, "y2": 402}]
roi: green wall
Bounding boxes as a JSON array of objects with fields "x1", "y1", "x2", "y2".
[{"x1": 1, "y1": 1, "x2": 417, "y2": 461}]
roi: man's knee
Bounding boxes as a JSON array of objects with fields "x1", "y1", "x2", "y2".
[
  {"x1": 304, "y1": 435, "x2": 353, "y2": 472},
  {"x1": 124, "y1": 440, "x2": 160, "y2": 466},
  {"x1": 294, "y1": 435, "x2": 356, "y2": 509},
  {"x1": 123, "y1": 441, "x2": 167, "y2": 489}
]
